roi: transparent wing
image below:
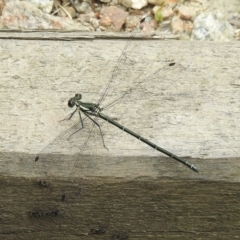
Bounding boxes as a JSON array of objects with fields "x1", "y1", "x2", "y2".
[
  {"x1": 98, "y1": 40, "x2": 176, "y2": 117},
  {"x1": 35, "y1": 115, "x2": 107, "y2": 178},
  {"x1": 69, "y1": 117, "x2": 109, "y2": 179},
  {"x1": 34, "y1": 17, "x2": 180, "y2": 180},
  {"x1": 102, "y1": 62, "x2": 177, "y2": 111},
  {"x1": 97, "y1": 16, "x2": 156, "y2": 107}
]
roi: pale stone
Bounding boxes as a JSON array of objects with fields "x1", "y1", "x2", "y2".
[
  {"x1": 25, "y1": 0, "x2": 54, "y2": 14},
  {"x1": 99, "y1": 6, "x2": 128, "y2": 31},
  {"x1": 191, "y1": 12, "x2": 235, "y2": 41},
  {"x1": 177, "y1": 5, "x2": 196, "y2": 21},
  {"x1": 119, "y1": 0, "x2": 148, "y2": 10},
  {"x1": 171, "y1": 16, "x2": 184, "y2": 33},
  {"x1": 0, "y1": 1, "x2": 89, "y2": 30},
  {"x1": 153, "y1": 5, "x2": 174, "y2": 20}
]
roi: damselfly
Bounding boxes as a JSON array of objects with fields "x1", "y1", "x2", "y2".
[{"x1": 35, "y1": 17, "x2": 199, "y2": 177}]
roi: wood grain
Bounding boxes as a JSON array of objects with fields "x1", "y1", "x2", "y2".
[
  {"x1": 0, "y1": 34, "x2": 239, "y2": 179},
  {"x1": 0, "y1": 32, "x2": 239, "y2": 239},
  {"x1": 1, "y1": 176, "x2": 240, "y2": 240}
]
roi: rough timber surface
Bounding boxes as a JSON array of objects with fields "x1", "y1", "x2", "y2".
[
  {"x1": 1, "y1": 175, "x2": 240, "y2": 240},
  {"x1": 0, "y1": 33, "x2": 240, "y2": 239},
  {"x1": 0, "y1": 34, "x2": 239, "y2": 180}
]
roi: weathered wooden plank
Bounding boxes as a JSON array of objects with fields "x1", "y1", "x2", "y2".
[
  {"x1": 0, "y1": 30, "x2": 177, "y2": 40},
  {"x1": 0, "y1": 35, "x2": 239, "y2": 180},
  {"x1": 0, "y1": 33, "x2": 240, "y2": 239},
  {"x1": 1, "y1": 176, "x2": 240, "y2": 240}
]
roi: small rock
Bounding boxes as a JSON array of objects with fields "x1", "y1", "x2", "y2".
[
  {"x1": 77, "y1": 12, "x2": 95, "y2": 23},
  {"x1": 0, "y1": 0, "x2": 5, "y2": 15},
  {"x1": 229, "y1": 16, "x2": 240, "y2": 29},
  {"x1": 77, "y1": 12, "x2": 99, "y2": 30},
  {"x1": 125, "y1": 15, "x2": 141, "y2": 31},
  {"x1": 235, "y1": 29, "x2": 240, "y2": 40},
  {"x1": 110, "y1": 0, "x2": 119, "y2": 6},
  {"x1": 77, "y1": 2, "x2": 92, "y2": 14},
  {"x1": 153, "y1": 5, "x2": 174, "y2": 21},
  {"x1": 140, "y1": 16, "x2": 157, "y2": 33},
  {"x1": 0, "y1": 1, "x2": 89, "y2": 30},
  {"x1": 161, "y1": 5, "x2": 174, "y2": 19},
  {"x1": 191, "y1": 12, "x2": 235, "y2": 41},
  {"x1": 90, "y1": 17, "x2": 100, "y2": 29},
  {"x1": 171, "y1": 16, "x2": 184, "y2": 33},
  {"x1": 24, "y1": 0, "x2": 54, "y2": 14},
  {"x1": 183, "y1": 20, "x2": 194, "y2": 34},
  {"x1": 99, "y1": 6, "x2": 128, "y2": 31},
  {"x1": 119, "y1": 0, "x2": 148, "y2": 10},
  {"x1": 176, "y1": 5, "x2": 196, "y2": 21},
  {"x1": 152, "y1": 5, "x2": 160, "y2": 15}
]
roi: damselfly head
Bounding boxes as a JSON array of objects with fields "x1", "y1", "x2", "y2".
[{"x1": 68, "y1": 94, "x2": 82, "y2": 108}]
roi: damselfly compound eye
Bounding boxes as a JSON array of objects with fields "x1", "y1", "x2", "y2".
[
  {"x1": 75, "y1": 93, "x2": 82, "y2": 100},
  {"x1": 68, "y1": 99, "x2": 75, "y2": 108}
]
